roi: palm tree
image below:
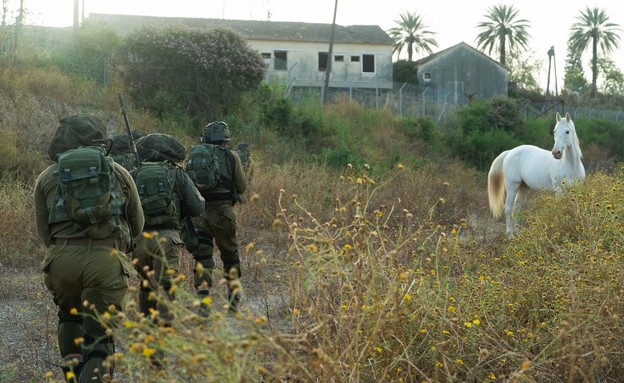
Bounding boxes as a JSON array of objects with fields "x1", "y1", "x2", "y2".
[
  {"x1": 475, "y1": 4, "x2": 531, "y2": 67},
  {"x1": 568, "y1": 6, "x2": 622, "y2": 98},
  {"x1": 388, "y1": 12, "x2": 438, "y2": 62}
]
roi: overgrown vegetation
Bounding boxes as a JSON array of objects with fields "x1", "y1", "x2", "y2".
[{"x1": 2, "y1": 21, "x2": 624, "y2": 383}]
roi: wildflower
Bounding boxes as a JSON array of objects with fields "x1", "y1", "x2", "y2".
[
  {"x1": 142, "y1": 347, "x2": 156, "y2": 357},
  {"x1": 356, "y1": 177, "x2": 363, "y2": 184},
  {"x1": 307, "y1": 244, "x2": 318, "y2": 253},
  {"x1": 489, "y1": 372, "x2": 496, "y2": 380},
  {"x1": 396, "y1": 163, "x2": 404, "y2": 170},
  {"x1": 456, "y1": 359, "x2": 464, "y2": 366},
  {"x1": 435, "y1": 361, "x2": 443, "y2": 368},
  {"x1": 293, "y1": 308, "x2": 300, "y2": 316},
  {"x1": 473, "y1": 319, "x2": 481, "y2": 325},
  {"x1": 404, "y1": 294, "x2": 412, "y2": 302},
  {"x1": 201, "y1": 296, "x2": 212, "y2": 306},
  {"x1": 73, "y1": 337, "x2": 84, "y2": 346},
  {"x1": 69, "y1": 308, "x2": 78, "y2": 316},
  {"x1": 45, "y1": 371, "x2": 53, "y2": 379},
  {"x1": 142, "y1": 232, "x2": 153, "y2": 239},
  {"x1": 254, "y1": 316, "x2": 268, "y2": 325},
  {"x1": 451, "y1": 229, "x2": 457, "y2": 236},
  {"x1": 506, "y1": 330, "x2": 514, "y2": 336},
  {"x1": 374, "y1": 346, "x2": 382, "y2": 353},
  {"x1": 245, "y1": 242, "x2": 255, "y2": 253},
  {"x1": 343, "y1": 244, "x2": 352, "y2": 251},
  {"x1": 123, "y1": 320, "x2": 133, "y2": 329},
  {"x1": 464, "y1": 322, "x2": 472, "y2": 328},
  {"x1": 130, "y1": 343, "x2": 142, "y2": 354},
  {"x1": 448, "y1": 306, "x2": 455, "y2": 313},
  {"x1": 521, "y1": 360, "x2": 530, "y2": 370},
  {"x1": 65, "y1": 371, "x2": 75, "y2": 381}
]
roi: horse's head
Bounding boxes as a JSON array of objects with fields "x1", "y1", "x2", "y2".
[{"x1": 552, "y1": 112, "x2": 575, "y2": 160}]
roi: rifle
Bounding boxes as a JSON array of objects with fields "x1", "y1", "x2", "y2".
[{"x1": 117, "y1": 92, "x2": 141, "y2": 168}]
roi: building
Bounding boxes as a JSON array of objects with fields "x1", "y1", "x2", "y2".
[
  {"x1": 87, "y1": 14, "x2": 394, "y2": 90},
  {"x1": 414, "y1": 42, "x2": 508, "y2": 105}
]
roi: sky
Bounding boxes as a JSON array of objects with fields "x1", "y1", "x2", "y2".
[{"x1": 10, "y1": 0, "x2": 624, "y2": 91}]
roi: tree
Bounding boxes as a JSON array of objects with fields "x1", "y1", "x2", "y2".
[
  {"x1": 568, "y1": 6, "x2": 621, "y2": 98},
  {"x1": 388, "y1": 12, "x2": 438, "y2": 62},
  {"x1": 117, "y1": 26, "x2": 266, "y2": 122},
  {"x1": 562, "y1": 45, "x2": 588, "y2": 93},
  {"x1": 506, "y1": 50, "x2": 541, "y2": 93},
  {"x1": 597, "y1": 57, "x2": 624, "y2": 96},
  {"x1": 475, "y1": 4, "x2": 531, "y2": 66}
]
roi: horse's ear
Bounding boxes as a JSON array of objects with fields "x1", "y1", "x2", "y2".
[
  {"x1": 556, "y1": 112, "x2": 561, "y2": 121},
  {"x1": 565, "y1": 113, "x2": 571, "y2": 121}
]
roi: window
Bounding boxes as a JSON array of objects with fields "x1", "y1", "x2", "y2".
[
  {"x1": 261, "y1": 52, "x2": 271, "y2": 59},
  {"x1": 334, "y1": 55, "x2": 344, "y2": 62},
  {"x1": 423, "y1": 72, "x2": 431, "y2": 81},
  {"x1": 274, "y1": 50, "x2": 287, "y2": 71},
  {"x1": 351, "y1": 55, "x2": 360, "y2": 62},
  {"x1": 318, "y1": 52, "x2": 328, "y2": 71},
  {"x1": 362, "y1": 54, "x2": 375, "y2": 73}
]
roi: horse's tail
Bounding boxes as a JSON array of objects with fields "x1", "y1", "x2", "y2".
[{"x1": 488, "y1": 151, "x2": 508, "y2": 219}]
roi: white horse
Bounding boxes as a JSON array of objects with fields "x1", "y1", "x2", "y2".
[{"x1": 488, "y1": 112, "x2": 585, "y2": 238}]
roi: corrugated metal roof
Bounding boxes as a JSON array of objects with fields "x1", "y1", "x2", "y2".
[
  {"x1": 88, "y1": 13, "x2": 393, "y2": 45},
  {"x1": 414, "y1": 41, "x2": 507, "y2": 70}
]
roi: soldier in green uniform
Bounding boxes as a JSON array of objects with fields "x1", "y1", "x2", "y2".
[
  {"x1": 109, "y1": 129, "x2": 145, "y2": 172},
  {"x1": 34, "y1": 115, "x2": 145, "y2": 382},
  {"x1": 132, "y1": 133, "x2": 205, "y2": 327},
  {"x1": 187, "y1": 121, "x2": 247, "y2": 316}
]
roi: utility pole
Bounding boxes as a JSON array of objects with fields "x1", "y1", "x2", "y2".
[
  {"x1": 322, "y1": 0, "x2": 338, "y2": 103},
  {"x1": 73, "y1": 0, "x2": 79, "y2": 30}
]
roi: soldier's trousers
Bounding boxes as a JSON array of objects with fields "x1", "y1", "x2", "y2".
[
  {"x1": 42, "y1": 243, "x2": 132, "y2": 382},
  {"x1": 191, "y1": 201, "x2": 241, "y2": 292}
]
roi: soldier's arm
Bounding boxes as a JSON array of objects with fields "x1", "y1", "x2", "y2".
[
  {"x1": 33, "y1": 172, "x2": 52, "y2": 247},
  {"x1": 114, "y1": 163, "x2": 145, "y2": 237},
  {"x1": 230, "y1": 150, "x2": 247, "y2": 194},
  {"x1": 178, "y1": 170, "x2": 205, "y2": 217}
]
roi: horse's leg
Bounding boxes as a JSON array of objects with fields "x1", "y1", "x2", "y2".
[
  {"x1": 513, "y1": 184, "x2": 530, "y2": 228},
  {"x1": 504, "y1": 182, "x2": 520, "y2": 238}
]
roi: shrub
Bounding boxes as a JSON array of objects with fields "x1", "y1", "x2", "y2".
[{"x1": 117, "y1": 26, "x2": 266, "y2": 122}]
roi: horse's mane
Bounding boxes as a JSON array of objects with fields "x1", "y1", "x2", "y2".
[{"x1": 569, "y1": 119, "x2": 582, "y2": 159}]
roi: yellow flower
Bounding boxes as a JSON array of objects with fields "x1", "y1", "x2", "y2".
[
  {"x1": 435, "y1": 361, "x2": 443, "y2": 368},
  {"x1": 521, "y1": 360, "x2": 530, "y2": 370},
  {"x1": 307, "y1": 244, "x2": 318, "y2": 253},
  {"x1": 201, "y1": 296, "x2": 213, "y2": 306},
  {"x1": 464, "y1": 322, "x2": 472, "y2": 328},
  {"x1": 489, "y1": 372, "x2": 496, "y2": 380},
  {"x1": 130, "y1": 343, "x2": 141, "y2": 354},
  {"x1": 343, "y1": 244, "x2": 352, "y2": 251},
  {"x1": 65, "y1": 371, "x2": 75, "y2": 380},
  {"x1": 472, "y1": 319, "x2": 481, "y2": 325},
  {"x1": 142, "y1": 231, "x2": 153, "y2": 239},
  {"x1": 447, "y1": 306, "x2": 455, "y2": 313},
  {"x1": 356, "y1": 177, "x2": 363, "y2": 184},
  {"x1": 293, "y1": 308, "x2": 300, "y2": 316},
  {"x1": 123, "y1": 320, "x2": 133, "y2": 329},
  {"x1": 69, "y1": 308, "x2": 78, "y2": 316},
  {"x1": 403, "y1": 294, "x2": 412, "y2": 302},
  {"x1": 73, "y1": 337, "x2": 84, "y2": 346},
  {"x1": 45, "y1": 371, "x2": 53, "y2": 379},
  {"x1": 451, "y1": 229, "x2": 457, "y2": 236},
  {"x1": 374, "y1": 346, "x2": 382, "y2": 353},
  {"x1": 396, "y1": 163, "x2": 404, "y2": 170},
  {"x1": 456, "y1": 359, "x2": 464, "y2": 366},
  {"x1": 142, "y1": 347, "x2": 156, "y2": 357}
]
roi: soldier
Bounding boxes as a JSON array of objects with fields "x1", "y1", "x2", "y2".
[
  {"x1": 34, "y1": 114, "x2": 144, "y2": 382},
  {"x1": 109, "y1": 129, "x2": 145, "y2": 172},
  {"x1": 132, "y1": 133, "x2": 205, "y2": 328},
  {"x1": 185, "y1": 121, "x2": 247, "y2": 316}
]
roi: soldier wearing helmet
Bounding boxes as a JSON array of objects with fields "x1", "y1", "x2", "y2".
[{"x1": 186, "y1": 121, "x2": 247, "y2": 316}]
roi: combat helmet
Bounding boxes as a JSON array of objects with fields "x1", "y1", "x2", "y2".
[{"x1": 201, "y1": 121, "x2": 231, "y2": 143}]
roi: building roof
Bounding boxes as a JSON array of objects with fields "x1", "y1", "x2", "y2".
[
  {"x1": 87, "y1": 13, "x2": 394, "y2": 45},
  {"x1": 414, "y1": 41, "x2": 507, "y2": 70}
]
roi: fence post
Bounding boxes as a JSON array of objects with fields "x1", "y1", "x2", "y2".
[
  {"x1": 399, "y1": 82, "x2": 407, "y2": 117},
  {"x1": 422, "y1": 87, "x2": 430, "y2": 116}
]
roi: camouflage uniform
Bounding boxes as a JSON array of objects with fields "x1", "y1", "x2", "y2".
[
  {"x1": 132, "y1": 134, "x2": 205, "y2": 326},
  {"x1": 34, "y1": 115, "x2": 145, "y2": 382},
  {"x1": 188, "y1": 122, "x2": 247, "y2": 313}
]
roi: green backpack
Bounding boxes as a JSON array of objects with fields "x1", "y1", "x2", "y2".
[
  {"x1": 185, "y1": 144, "x2": 223, "y2": 191},
  {"x1": 134, "y1": 161, "x2": 179, "y2": 228},
  {"x1": 50, "y1": 145, "x2": 124, "y2": 225}
]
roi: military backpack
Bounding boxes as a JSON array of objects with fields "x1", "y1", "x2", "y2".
[
  {"x1": 50, "y1": 145, "x2": 124, "y2": 225},
  {"x1": 185, "y1": 144, "x2": 225, "y2": 191},
  {"x1": 134, "y1": 161, "x2": 179, "y2": 228}
]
